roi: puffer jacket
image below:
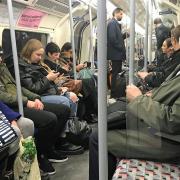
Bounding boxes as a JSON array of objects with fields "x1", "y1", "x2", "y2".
[{"x1": 18, "y1": 58, "x2": 59, "y2": 96}]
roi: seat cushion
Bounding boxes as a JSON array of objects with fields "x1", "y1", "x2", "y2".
[{"x1": 112, "y1": 159, "x2": 180, "y2": 180}]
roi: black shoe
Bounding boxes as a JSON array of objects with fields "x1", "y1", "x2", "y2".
[
  {"x1": 3, "y1": 171, "x2": 14, "y2": 180},
  {"x1": 47, "y1": 150, "x2": 68, "y2": 163},
  {"x1": 83, "y1": 114, "x2": 98, "y2": 124},
  {"x1": 38, "y1": 155, "x2": 56, "y2": 175},
  {"x1": 56, "y1": 142, "x2": 84, "y2": 155},
  {"x1": 40, "y1": 170, "x2": 51, "y2": 180}
]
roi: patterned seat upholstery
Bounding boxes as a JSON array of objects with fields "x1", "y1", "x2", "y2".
[{"x1": 112, "y1": 159, "x2": 180, "y2": 180}]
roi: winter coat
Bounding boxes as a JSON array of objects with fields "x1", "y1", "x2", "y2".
[
  {"x1": 145, "y1": 49, "x2": 180, "y2": 87},
  {"x1": 0, "y1": 63, "x2": 40, "y2": 107},
  {"x1": 108, "y1": 64, "x2": 180, "y2": 156},
  {"x1": 155, "y1": 24, "x2": 171, "y2": 50},
  {"x1": 18, "y1": 58, "x2": 59, "y2": 96},
  {"x1": 107, "y1": 18, "x2": 126, "y2": 61}
]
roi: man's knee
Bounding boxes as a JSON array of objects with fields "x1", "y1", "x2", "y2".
[{"x1": 41, "y1": 111, "x2": 58, "y2": 129}]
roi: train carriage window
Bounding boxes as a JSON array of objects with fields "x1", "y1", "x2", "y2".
[{"x1": 2, "y1": 29, "x2": 48, "y2": 58}]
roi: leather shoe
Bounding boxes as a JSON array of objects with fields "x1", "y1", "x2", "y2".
[
  {"x1": 83, "y1": 114, "x2": 98, "y2": 124},
  {"x1": 55, "y1": 142, "x2": 84, "y2": 155}
]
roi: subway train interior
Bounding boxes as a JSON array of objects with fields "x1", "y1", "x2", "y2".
[{"x1": 0, "y1": 0, "x2": 180, "y2": 179}]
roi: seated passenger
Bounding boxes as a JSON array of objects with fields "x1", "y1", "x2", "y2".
[
  {"x1": 147, "y1": 38, "x2": 173, "y2": 72},
  {"x1": 60, "y1": 42, "x2": 85, "y2": 73},
  {"x1": 89, "y1": 27, "x2": 180, "y2": 180},
  {"x1": 138, "y1": 26, "x2": 180, "y2": 88},
  {"x1": 0, "y1": 50, "x2": 83, "y2": 175},
  {"x1": 44, "y1": 42, "x2": 70, "y2": 76},
  {"x1": 17, "y1": 39, "x2": 78, "y2": 117},
  {"x1": 89, "y1": 63, "x2": 180, "y2": 180},
  {"x1": 44, "y1": 42, "x2": 98, "y2": 122},
  {"x1": 44, "y1": 42, "x2": 83, "y2": 95},
  {"x1": 0, "y1": 101, "x2": 34, "y2": 174}
]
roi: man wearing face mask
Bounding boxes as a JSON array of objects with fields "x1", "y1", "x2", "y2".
[{"x1": 107, "y1": 7, "x2": 128, "y2": 98}]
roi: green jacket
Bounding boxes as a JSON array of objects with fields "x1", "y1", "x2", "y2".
[
  {"x1": 107, "y1": 65, "x2": 180, "y2": 158},
  {"x1": 0, "y1": 63, "x2": 40, "y2": 107},
  {"x1": 128, "y1": 64, "x2": 180, "y2": 135}
]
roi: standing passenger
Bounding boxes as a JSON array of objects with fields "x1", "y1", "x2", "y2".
[
  {"x1": 107, "y1": 7, "x2": 127, "y2": 98},
  {"x1": 154, "y1": 18, "x2": 171, "y2": 66}
]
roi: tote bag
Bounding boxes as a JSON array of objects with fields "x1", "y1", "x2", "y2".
[{"x1": 14, "y1": 136, "x2": 41, "y2": 180}]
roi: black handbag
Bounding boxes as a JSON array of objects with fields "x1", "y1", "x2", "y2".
[{"x1": 65, "y1": 117, "x2": 92, "y2": 148}]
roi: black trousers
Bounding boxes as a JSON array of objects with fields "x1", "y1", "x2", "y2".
[
  {"x1": 13, "y1": 103, "x2": 70, "y2": 155},
  {"x1": 111, "y1": 60, "x2": 122, "y2": 98},
  {"x1": 89, "y1": 129, "x2": 117, "y2": 180},
  {"x1": 81, "y1": 78, "x2": 98, "y2": 114}
]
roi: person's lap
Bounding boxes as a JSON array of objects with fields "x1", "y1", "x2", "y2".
[{"x1": 107, "y1": 129, "x2": 180, "y2": 162}]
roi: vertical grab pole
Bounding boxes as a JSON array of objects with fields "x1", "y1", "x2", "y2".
[
  {"x1": 69, "y1": 0, "x2": 77, "y2": 80},
  {"x1": 7, "y1": 0, "x2": 24, "y2": 115},
  {"x1": 129, "y1": 0, "x2": 135, "y2": 85},
  {"x1": 148, "y1": 0, "x2": 153, "y2": 65},
  {"x1": 144, "y1": 0, "x2": 149, "y2": 71},
  {"x1": 89, "y1": 5, "x2": 95, "y2": 71},
  {"x1": 125, "y1": 18, "x2": 129, "y2": 66},
  {"x1": 97, "y1": 0, "x2": 108, "y2": 180}
]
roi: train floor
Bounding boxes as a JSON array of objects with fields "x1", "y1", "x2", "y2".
[
  {"x1": 51, "y1": 150, "x2": 89, "y2": 180},
  {"x1": 50, "y1": 122, "x2": 98, "y2": 180}
]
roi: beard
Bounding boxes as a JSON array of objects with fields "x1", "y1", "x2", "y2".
[{"x1": 117, "y1": 17, "x2": 122, "y2": 21}]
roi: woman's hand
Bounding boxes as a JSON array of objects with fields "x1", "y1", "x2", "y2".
[
  {"x1": 76, "y1": 64, "x2": 85, "y2": 72},
  {"x1": 137, "y1": 71, "x2": 149, "y2": 80},
  {"x1": 69, "y1": 92, "x2": 78, "y2": 103},
  {"x1": 62, "y1": 64, "x2": 70, "y2": 72},
  {"x1": 11, "y1": 120, "x2": 18, "y2": 127},
  {"x1": 46, "y1": 71, "x2": 60, "y2": 81}
]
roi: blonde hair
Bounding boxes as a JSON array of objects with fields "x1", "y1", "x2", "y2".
[
  {"x1": 21, "y1": 39, "x2": 43, "y2": 63},
  {"x1": 20, "y1": 39, "x2": 54, "y2": 73}
]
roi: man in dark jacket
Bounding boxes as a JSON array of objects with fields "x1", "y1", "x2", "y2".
[
  {"x1": 154, "y1": 18, "x2": 171, "y2": 66},
  {"x1": 154, "y1": 18, "x2": 171, "y2": 50},
  {"x1": 107, "y1": 7, "x2": 127, "y2": 98}
]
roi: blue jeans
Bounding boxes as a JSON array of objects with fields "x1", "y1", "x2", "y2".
[{"x1": 41, "y1": 95, "x2": 77, "y2": 116}]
